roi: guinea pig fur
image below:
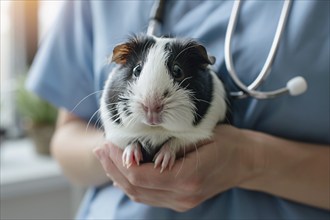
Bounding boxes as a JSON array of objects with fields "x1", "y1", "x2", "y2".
[{"x1": 100, "y1": 35, "x2": 227, "y2": 172}]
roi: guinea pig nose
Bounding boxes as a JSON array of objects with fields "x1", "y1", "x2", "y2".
[{"x1": 142, "y1": 103, "x2": 164, "y2": 113}]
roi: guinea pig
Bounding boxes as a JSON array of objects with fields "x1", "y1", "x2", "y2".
[{"x1": 100, "y1": 35, "x2": 227, "y2": 172}]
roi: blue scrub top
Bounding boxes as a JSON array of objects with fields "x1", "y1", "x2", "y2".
[{"x1": 27, "y1": 1, "x2": 330, "y2": 219}]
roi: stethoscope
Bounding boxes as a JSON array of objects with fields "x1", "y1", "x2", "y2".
[{"x1": 147, "y1": 0, "x2": 308, "y2": 99}]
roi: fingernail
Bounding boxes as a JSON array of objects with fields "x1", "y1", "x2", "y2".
[{"x1": 112, "y1": 182, "x2": 118, "y2": 187}]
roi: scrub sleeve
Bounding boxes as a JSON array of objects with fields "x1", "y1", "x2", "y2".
[{"x1": 27, "y1": 1, "x2": 98, "y2": 121}]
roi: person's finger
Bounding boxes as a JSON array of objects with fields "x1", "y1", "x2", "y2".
[{"x1": 94, "y1": 145, "x2": 133, "y2": 190}]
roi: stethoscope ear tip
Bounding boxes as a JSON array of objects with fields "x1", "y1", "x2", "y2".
[{"x1": 286, "y1": 76, "x2": 308, "y2": 96}]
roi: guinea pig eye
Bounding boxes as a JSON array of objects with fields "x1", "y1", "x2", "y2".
[
  {"x1": 172, "y1": 64, "x2": 184, "y2": 81},
  {"x1": 133, "y1": 64, "x2": 142, "y2": 77}
]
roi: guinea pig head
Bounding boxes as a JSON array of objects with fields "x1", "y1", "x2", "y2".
[{"x1": 106, "y1": 35, "x2": 216, "y2": 131}]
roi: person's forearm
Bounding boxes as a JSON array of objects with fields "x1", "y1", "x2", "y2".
[
  {"x1": 51, "y1": 110, "x2": 109, "y2": 187},
  {"x1": 240, "y1": 130, "x2": 330, "y2": 210}
]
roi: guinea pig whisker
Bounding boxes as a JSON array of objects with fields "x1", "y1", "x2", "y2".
[
  {"x1": 183, "y1": 83, "x2": 192, "y2": 91},
  {"x1": 94, "y1": 109, "x2": 105, "y2": 127},
  {"x1": 164, "y1": 112, "x2": 176, "y2": 123},
  {"x1": 125, "y1": 114, "x2": 139, "y2": 128},
  {"x1": 174, "y1": 83, "x2": 192, "y2": 95},
  {"x1": 124, "y1": 118, "x2": 135, "y2": 128},
  {"x1": 71, "y1": 90, "x2": 104, "y2": 113},
  {"x1": 105, "y1": 103, "x2": 126, "y2": 113},
  {"x1": 193, "y1": 112, "x2": 203, "y2": 120},
  {"x1": 95, "y1": 116, "x2": 104, "y2": 130},
  {"x1": 177, "y1": 76, "x2": 192, "y2": 88},
  {"x1": 86, "y1": 109, "x2": 102, "y2": 133},
  {"x1": 172, "y1": 44, "x2": 200, "y2": 64},
  {"x1": 175, "y1": 146, "x2": 186, "y2": 178},
  {"x1": 166, "y1": 111, "x2": 190, "y2": 124},
  {"x1": 118, "y1": 95, "x2": 129, "y2": 100},
  {"x1": 107, "y1": 115, "x2": 122, "y2": 126},
  {"x1": 193, "y1": 142, "x2": 200, "y2": 173},
  {"x1": 102, "y1": 107, "x2": 122, "y2": 122},
  {"x1": 177, "y1": 58, "x2": 193, "y2": 70},
  {"x1": 192, "y1": 97, "x2": 212, "y2": 105},
  {"x1": 108, "y1": 111, "x2": 122, "y2": 121},
  {"x1": 165, "y1": 102, "x2": 191, "y2": 112}
]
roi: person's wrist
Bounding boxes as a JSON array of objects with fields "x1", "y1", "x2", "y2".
[{"x1": 236, "y1": 129, "x2": 268, "y2": 190}]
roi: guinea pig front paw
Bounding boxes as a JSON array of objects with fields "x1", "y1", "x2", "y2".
[
  {"x1": 122, "y1": 142, "x2": 143, "y2": 168},
  {"x1": 153, "y1": 143, "x2": 176, "y2": 173}
]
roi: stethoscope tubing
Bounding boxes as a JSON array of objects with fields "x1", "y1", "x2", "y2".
[
  {"x1": 147, "y1": 0, "x2": 166, "y2": 36},
  {"x1": 225, "y1": 0, "x2": 293, "y2": 99}
]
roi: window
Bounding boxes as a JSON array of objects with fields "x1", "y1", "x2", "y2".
[
  {"x1": 39, "y1": 1, "x2": 65, "y2": 40},
  {"x1": 0, "y1": 0, "x2": 64, "y2": 139},
  {"x1": 0, "y1": 1, "x2": 24, "y2": 138}
]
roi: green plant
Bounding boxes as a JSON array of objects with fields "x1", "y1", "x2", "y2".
[{"x1": 16, "y1": 75, "x2": 57, "y2": 125}]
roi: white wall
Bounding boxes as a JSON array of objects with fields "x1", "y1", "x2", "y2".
[{"x1": 0, "y1": 138, "x2": 85, "y2": 220}]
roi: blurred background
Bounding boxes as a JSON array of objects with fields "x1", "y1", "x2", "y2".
[{"x1": 1, "y1": 1, "x2": 84, "y2": 219}]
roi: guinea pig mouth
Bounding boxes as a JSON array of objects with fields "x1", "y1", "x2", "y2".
[{"x1": 143, "y1": 111, "x2": 163, "y2": 126}]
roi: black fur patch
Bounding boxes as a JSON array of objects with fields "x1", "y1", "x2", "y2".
[
  {"x1": 140, "y1": 139, "x2": 168, "y2": 163},
  {"x1": 164, "y1": 39, "x2": 213, "y2": 125},
  {"x1": 123, "y1": 35, "x2": 156, "y2": 71},
  {"x1": 104, "y1": 68, "x2": 126, "y2": 124},
  {"x1": 105, "y1": 35, "x2": 156, "y2": 124}
]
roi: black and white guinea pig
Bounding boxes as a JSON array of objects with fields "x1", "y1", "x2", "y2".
[{"x1": 100, "y1": 35, "x2": 227, "y2": 172}]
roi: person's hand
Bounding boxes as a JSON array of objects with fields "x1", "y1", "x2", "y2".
[{"x1": 93, "y1": 125, "x2": 257, "y2": 212}]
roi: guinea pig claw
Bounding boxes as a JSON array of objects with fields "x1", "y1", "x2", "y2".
[
  {"x1": 134, "y1": 147, "x2": 143, "y2": 166},
  {"x1": 122, "y1": 143, "x2": 143, "y2": 168},
  {"x1": 153, "y1": 144, "x2": 176, "y2": 173}
]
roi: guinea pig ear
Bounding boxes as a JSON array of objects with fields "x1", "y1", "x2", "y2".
[
  {"x1": 208, "y1": 55, "x2": 216, "y2": 65},
  {"x1": 111, "y1": 43, "x2": 131, "y2": 64},
  {"x1": 196, "y1": 45, "x2": 216, "y2": 65}
]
